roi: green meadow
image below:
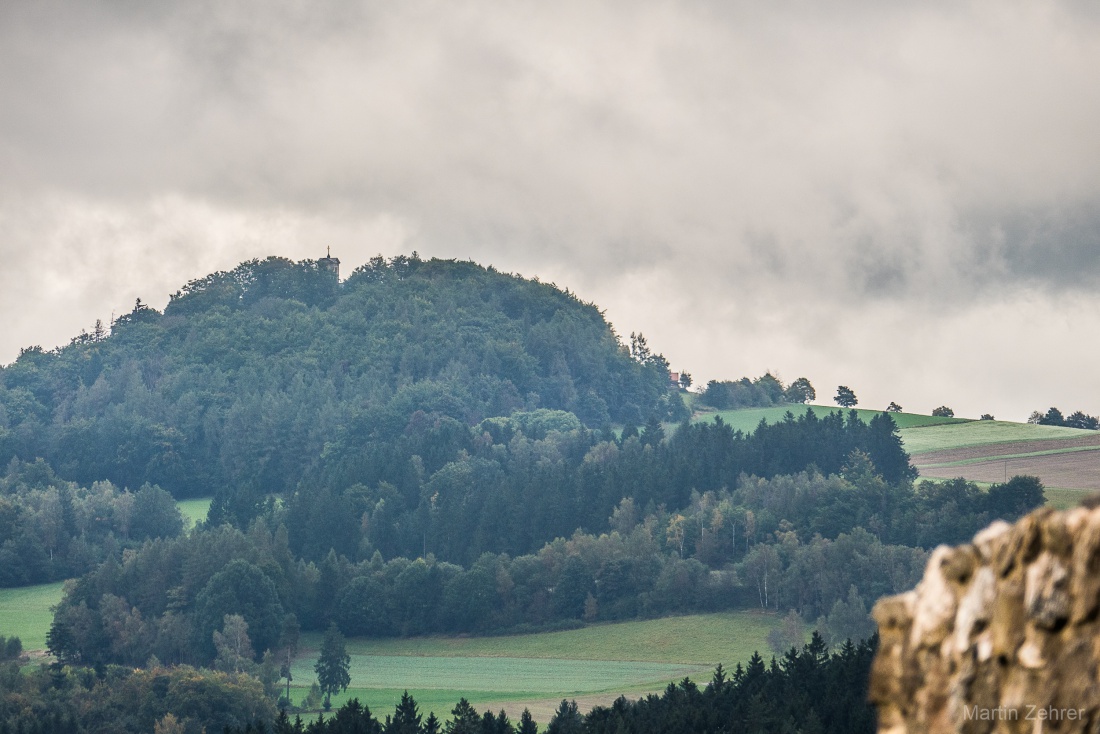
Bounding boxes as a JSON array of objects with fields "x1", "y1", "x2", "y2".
[
  {"x1": 288, "y1": 611, "x2": 778, "y2": 719},
  {"x1": 176, "y1": 497, "x2": 212, "y2": 528},
  {"x1": 335, "y1": 612, "x2": 777, "y2": 663},
  {"x1": 690, "y1": 404, "x2": 1091, "y2": 458},
  {"x1": 692, "y1": 403, "x2": 964, "y2": 434},
  {"x1": 0, "y1": 497, "x2": 211, "y2": 653},
  {"x1": 898, "y1": 420, "x2": 1088, "y2": 455},
  {"x1": 0, "y1": 581, "x2": 65, "y2": 652},
  {"x1": 1043, "y1": 487, "x2": 1094, "y2": 510}
]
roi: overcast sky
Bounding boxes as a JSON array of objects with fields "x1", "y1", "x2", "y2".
[{"x1": 2, "y1": 0, "x2": 1099, "y2": 420}]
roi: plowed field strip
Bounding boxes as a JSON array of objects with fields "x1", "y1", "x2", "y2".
[
  {"x1": 917, "y1": 451, "x2": 1100, "y2": 492},
  {"x1": 917, "y1": 445, "x2": 1100, "y2": 469},
  {"x1": 912, "y1": 434, "x2": 1100, "y2": 465}
]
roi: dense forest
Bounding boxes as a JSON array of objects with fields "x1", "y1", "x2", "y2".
[
  {"x1": 36, "y1": 395, "x2": 1041, "y2": 683},
  {"x1": 0, "y1": 254, "x2": 683, "y2": 502},
  {"x1": 0, "y1": 254, "x2": 1049, "y2": 731}
]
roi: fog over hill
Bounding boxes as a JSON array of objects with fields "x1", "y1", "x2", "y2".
[{"x1": 2, "y1": 1, "x2": 1099, "y2": 420}]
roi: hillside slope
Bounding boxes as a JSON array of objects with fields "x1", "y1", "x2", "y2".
[{"x1": 0, "y1": 255, "x2": 684, "y2": 501}]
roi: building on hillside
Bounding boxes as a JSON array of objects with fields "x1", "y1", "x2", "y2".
[{"x1": 319, "y1": 247, "x2": 340, "y2": 279}]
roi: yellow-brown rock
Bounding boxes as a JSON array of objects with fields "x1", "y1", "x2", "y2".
[{"x1": 871, "y1": 505, "x2": 1100, "y2": 733}]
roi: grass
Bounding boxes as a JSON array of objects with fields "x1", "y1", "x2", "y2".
[
  {"x1": 1044, "y1": 487, "x2": 1094, "y2": 510},
  {"x1": 177, "y1": 497, "x2": 212, "y2": 528},
  {"x1": 915, "y1": 444, "x2": 1100, "y2": 469},
  {"x1": 290, "y1": 655, "x2": 708, "y2": 695},
  {"x1": 288, "y1": 611, "x2": 778, "y2": 720},
  {"x1": 0, "y1": 497, "x2": 210, "y2": 652},
  {"x1": 899, "y1": 421, "x2": 1091, "y2": 455},
  {"x1": 333, "y1": 612, "x2": 777, "y2": 664},
  {"x1": 692, "y1": 404, "x2": 964, "y2": 434},
  {"x1": 0, "y1": 581, "x2": 66, "y2": 651}
]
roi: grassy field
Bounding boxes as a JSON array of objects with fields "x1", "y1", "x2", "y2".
[
  {"x1": 0, "y1": 497, "x2": 212, "y2": 652},
  {"x1": 0, "y1": 581, "x2": 65, "y2": 652},
  {"x1": 176, "y1": 497, "x2": 212, "y2": 528},
  {"x1": 898, "y1": 420, "x2": 1089, "y2": 455},
  {"x1": 288, "y1": 611, "x2": 779, "y2": 721},
  {"x1": 1043, "y1": 487, "x2": 1094, "y2": 510},
  {"x1": 692, "y1": 404, "x2": 964, "y2": 434},
  {"x1": 335, "y1": 612, "x2": 777, "y2": 663}
]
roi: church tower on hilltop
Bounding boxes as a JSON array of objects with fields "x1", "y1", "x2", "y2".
[{"x1": 319, "y1": 247, "x2": 340, "y2": 280}]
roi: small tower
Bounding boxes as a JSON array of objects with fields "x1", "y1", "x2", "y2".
[{"x1": 319, "y1": 246, "x2": 340, "y2": 280}]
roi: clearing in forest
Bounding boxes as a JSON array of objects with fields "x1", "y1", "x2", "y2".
[
  {"x1": 288, "y1": 611, "x2": 779, "y2": 722},
  {"x1": 0, "y1": 581, "x2": 65, "y2": 652}
]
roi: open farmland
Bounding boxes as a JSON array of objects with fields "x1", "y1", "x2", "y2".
[
  {"x1": 288, "y1": 611, "x2": 778, "y2": 722},
  {"x1": 691, "y1": 405, "x2": 1100, "y2": 506},
  {"x1": 898, "y1": 420, "x2": 1088, "y2": 455},
  {"x1": 902, "y1": 422, "x2": 1100, "y2": 507},
  {"x1": 0, "y1": 581, "x2": 65, "y2": 652}
]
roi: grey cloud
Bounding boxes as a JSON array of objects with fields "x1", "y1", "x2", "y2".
[
  {"x1": 2, "y1": 0, "x2": 1100, "y2": 418},
  {"x1": 963, "y1": 205, "x2": 1100, "y2": 289}
]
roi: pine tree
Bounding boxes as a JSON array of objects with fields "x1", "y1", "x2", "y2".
[
  {"x1": 516, "y1": 710, "x2": 538, "y2": 734},
  {"x1": 545, "y1": 700, "x2": 581, "y2": 734},
  {"x1": 314, "y1": 623, "x2": 350, "y2": 710},
  {"x1": 386, "y1": 691, "x2": 422, "y2": 734},
  {"x1": 444, "y1": 698, "x2": 481, "y2": 734}
]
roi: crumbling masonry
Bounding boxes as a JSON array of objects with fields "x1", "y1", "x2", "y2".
[{"x1": 872, "y1": 504, "x2": 1100, "y2": 733}]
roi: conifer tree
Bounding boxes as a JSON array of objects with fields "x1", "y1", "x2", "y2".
[{"x1": 314, "y1": 623, "x2": 350, "y2": 711}]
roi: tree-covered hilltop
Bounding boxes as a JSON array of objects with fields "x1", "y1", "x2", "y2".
[{"x1": 0, "y1": 254, "x2": 685, "y2": 500}]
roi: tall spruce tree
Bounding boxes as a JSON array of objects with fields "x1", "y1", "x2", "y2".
[{"x1": 314, "y1": 623, "x2": 350, "y2": 710}]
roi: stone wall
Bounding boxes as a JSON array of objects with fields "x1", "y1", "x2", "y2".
[{"x1": 871, "y1": 505, "x2": 1100, "y2": 733}]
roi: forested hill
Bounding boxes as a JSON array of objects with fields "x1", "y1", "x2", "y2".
[{"x1": 0, "y1": 254, "x2": 684, "y2": 500}]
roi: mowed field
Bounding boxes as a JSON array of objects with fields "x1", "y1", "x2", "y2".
[
  {"x1": 1, "y1": 571, "x2": 780, "y2": 724},
  {"x1": 288, "y1": 612, "x2": 779, "y2": 723},
  {"x1": 0, "y1": 581, "x2": 65, "y2": 652}
]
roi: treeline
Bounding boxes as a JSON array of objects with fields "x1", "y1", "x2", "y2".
[
  {"x1": 2, "y1": 635, "x2": 876, "y2": 734},
  {"x1": 1028, "y1": 406, "x2": 1100, "y2": 429},
  {"x1": 0, "y1": 407, "x2": 916, "y2": 590},
  {"x1": 276, "y1": 407, "x2": 916, "y2": 568},
  {"x1": 0, "y1": 459, "x2": 184, "y2": 586},
  {"x1": 35, "y1": 410, "x2": 1043, "y2": 730},
  {"x1": 699, "y1": 373, "x2": 815, "y2": 410},
  {"x1": 51, "y1": 510, "x2": 912, "y2": 665},
  {"x1": 220, "y1": 636, "x2": 876, "y2": 734},
  {"x1": 46, "y1": 464, "x2": 1041, "y2": 671},
  {"x1": 0, "y1": 255, "x2": 684, "y2": 501},
  {"x1": 580, "y1": 636, "x2": 876, "y2": 734},
  {"x1": 0, "y1": 635, "x2": 20, "y2": 662},
  {"x1": 0, "y1": 660, "x2": 273, "y2": 734}
]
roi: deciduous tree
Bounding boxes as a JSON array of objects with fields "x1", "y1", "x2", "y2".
[{"x1": 834, "y1": 386, "x2": 858, "y2": 408}]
